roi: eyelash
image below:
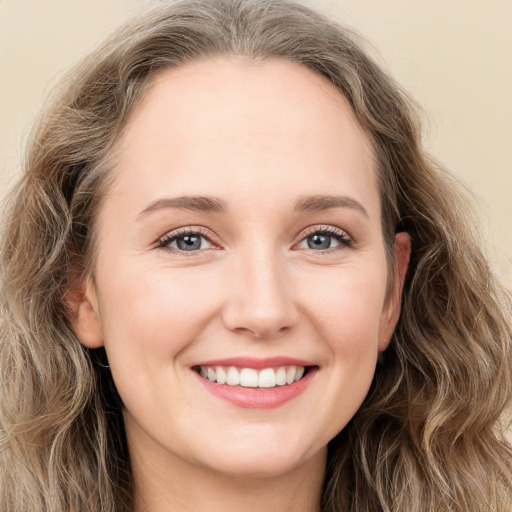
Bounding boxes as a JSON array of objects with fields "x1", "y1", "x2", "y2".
[
  {"x1": 157, "y1": 227, "x2": 215, "y2": 253},
  {"x1": 157, "y1": 225, "x2": 353, "y2": 253},
  {"x1": 297, "y1": 225, "x2": 353, "y2": 251}
]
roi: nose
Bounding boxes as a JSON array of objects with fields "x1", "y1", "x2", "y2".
[{"x1": 221, "y1": 250, "x2": 299, "y2": 338}]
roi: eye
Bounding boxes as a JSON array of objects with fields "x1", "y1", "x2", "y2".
[
  {"x1": 296, "y1": 227, "x2": 352, "y2": 251},
  {"x1": 158, "y1": 229, "x2": 214, "y2": 252}
]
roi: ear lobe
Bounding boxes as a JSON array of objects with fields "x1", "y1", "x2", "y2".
[
  {"x1": 379, "y1": 231, "x2": 411, "y2": 350},
  {"x1": 66, "y1": 273, "x2": 104, "y2": 349}
]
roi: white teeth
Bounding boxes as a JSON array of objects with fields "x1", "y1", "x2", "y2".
[
  {"x1": 258, "y1": 368, "x2": 276, "y2": 388},
  {"x1": 286, "y1": 366, "x2": 297, "y2": 385},
  {"x1": 226, "y1": 366, "x2": 240, "y2": 386},
  {"x1": 198, "y1": 365, "x2": 307, "y2": 388},
  {"x1": 240, "y1": 368, "x2": 258, "y2": 387},
  {"x1": 276, "y1": 367, "x2": 287, "y2": 386}
]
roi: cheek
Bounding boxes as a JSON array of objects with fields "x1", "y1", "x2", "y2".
[
  {"x1": 95, "y1": 265, "x2": 223, "y2": 417},
  {"x1": 290, "y1": 265, "x2": 389, "y2": 441},
  {"x1": 304, "y1": 265, "x2": 388, "y2": 349},
  {"x1": 97, "y1": 266, "x2": 208, "y2": 355}
]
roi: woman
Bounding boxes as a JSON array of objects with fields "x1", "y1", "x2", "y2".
[{"x1": 1, "y1": 0, "x2": 510, "y2": 511}]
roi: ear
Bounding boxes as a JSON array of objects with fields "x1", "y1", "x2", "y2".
[
  {"x1": 66, "y1": 271, "x2": 104, "y2": 349},
  {"x1": 379, "y1": 231, "x2": 411, "y2": 351}
]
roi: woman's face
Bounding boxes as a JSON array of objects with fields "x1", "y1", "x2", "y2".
[{"x1": 73, "y1": 58, "x2": 409, "y2": 479}]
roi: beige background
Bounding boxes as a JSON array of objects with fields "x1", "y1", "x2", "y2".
[{"x1": 1, "y1": 0, "x2": 511, "y2": 288}]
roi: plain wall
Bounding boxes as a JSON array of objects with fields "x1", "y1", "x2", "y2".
[{"x1": 1, "y1": 0, "x2": 511, "y2": 287}]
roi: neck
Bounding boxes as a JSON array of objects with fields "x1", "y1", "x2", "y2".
[{"x1": 129, "y1": 436, "x2": 326, "y2": 512}]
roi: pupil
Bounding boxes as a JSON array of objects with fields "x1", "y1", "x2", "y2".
[
  {"x1": 177, "y1": 235, "x2": 201, "y2": 251},
  {"x1": 308, "y1": 234, "x2": 331, "y2": 250}
]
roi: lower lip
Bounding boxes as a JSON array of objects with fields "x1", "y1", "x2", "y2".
[{"x1": 195, "y1": 369, "x2": 317, "y2": 409}]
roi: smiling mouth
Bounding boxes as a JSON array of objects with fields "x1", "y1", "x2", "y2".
[{"x1": 193, "y1": 365, "x2": 313, "y2": 389}]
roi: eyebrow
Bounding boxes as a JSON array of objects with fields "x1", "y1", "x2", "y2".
[
  {"x1": 137, "y1": 193, "x2": 368, "y2": 220},
  {"x1": 294, "y1": 194, "x2": 369, "y2": 218},
  {"x1": 137, "y1": 196, "x2": 227, "y2": 219}
]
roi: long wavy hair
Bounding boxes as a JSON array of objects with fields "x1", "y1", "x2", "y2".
[{"x1": 1, "y1": 1, "x2": 511, "y2": 510}]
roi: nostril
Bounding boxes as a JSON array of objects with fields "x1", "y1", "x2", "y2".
[
  {"x1": 232, "y1": 324, "x2": 293, "y2": 339},
  {"x1": 222, "y1": 306, "x2": 299, "y2": 339},
  {"x1": 220, "y1": 268, "x2": 299, "y2": 337}
]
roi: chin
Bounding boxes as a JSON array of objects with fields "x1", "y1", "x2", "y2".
[
  {"x1": 203, "y1": 451, "x2": 319, "y2": 480},
  {"x1": 189, "y1": 430, "x2": 326, "y2": 479}
]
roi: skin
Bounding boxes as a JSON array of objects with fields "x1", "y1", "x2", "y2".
[{"x1": 72, "y1": 58, "x2": 410, "y2": 512}]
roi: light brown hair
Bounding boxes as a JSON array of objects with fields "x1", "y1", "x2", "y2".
[{"x1": 1, "y1": 1, "x2": 511, "y2": 510}]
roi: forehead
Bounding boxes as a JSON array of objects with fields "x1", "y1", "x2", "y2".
[
  {"x1": 121, "y1": 57, "x2": 370, "y2": 152},
  {"x1": 109, "y1": 58, "x2": 378, "y2": 217}
]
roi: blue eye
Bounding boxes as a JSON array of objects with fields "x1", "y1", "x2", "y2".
[
  {"x1": 297, "y1": 228, "x2": 352, "y2": 251},
  {"x1": 159, "y1": 231, "x2": 213, "y2": 252}
]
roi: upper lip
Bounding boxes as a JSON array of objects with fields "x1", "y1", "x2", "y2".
[{"x1": 193, "y1": 356, "x2": 316, "y2": 369}]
